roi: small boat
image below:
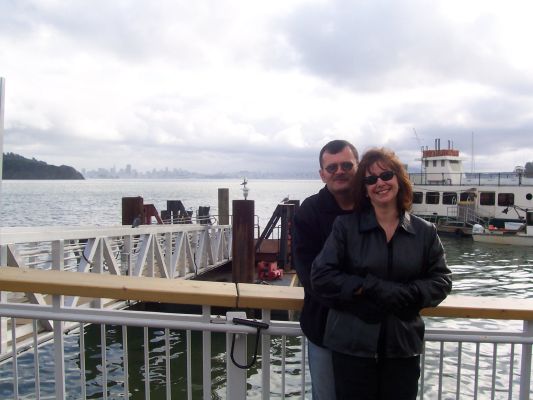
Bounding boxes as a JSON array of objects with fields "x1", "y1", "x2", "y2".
[
  {"x1": 471, "y1": 209, "x2": 533, "y2": 246},
  {"x1": 436, "y1": 219, "x2": 474, "y2": 237}
]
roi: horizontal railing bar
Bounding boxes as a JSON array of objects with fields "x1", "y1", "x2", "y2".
[
  {"x1": 0, "y1": 224, "x2": 231, "y2": 244},
  {"x1": 3, "y1": 268, "x2": 533, "y2": 319},
  {"x1": 425, "y1": 333, "x2": 533, "y2": 344},
  {"x1": 428, "y1": 328, "x2": 525, "y2": 337},
  {"x1": 0, "y1": 303, "x2": 303, "y2": 336}
]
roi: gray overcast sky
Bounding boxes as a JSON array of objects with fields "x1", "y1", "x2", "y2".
[{"x1": 1, "y1": 0, "x2": 533, "y2": 174}]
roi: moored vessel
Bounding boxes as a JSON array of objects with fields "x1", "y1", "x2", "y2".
[
  {"x1": 409, "y1": 139, "x2": 533, "y2": 230},
  {"x1": 471, "y1": 208, "x2": 533, "y2": 246}
]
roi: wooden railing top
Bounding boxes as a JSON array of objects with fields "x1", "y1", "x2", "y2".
[
  {"x1": 0, "y1": 267, "x2": 238, "y2": 307},
  {"x1": 1, "y1": 267, "x2": 533, "y2": 319}
]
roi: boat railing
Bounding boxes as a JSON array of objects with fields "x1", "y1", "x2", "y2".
[
  {"x1": 1, "y1": 268, "x2": 532, "y2": 399},
  {"x1": 409, "y1": 172, "x2": 533, "y2": 186},
  {"x1": 444, "y1": 205, "x2": 488, "y2": 226}
]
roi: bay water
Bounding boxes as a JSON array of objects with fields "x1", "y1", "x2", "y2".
[{"x1": 1, "y1": 179, "x2": 533, "y2": 399}]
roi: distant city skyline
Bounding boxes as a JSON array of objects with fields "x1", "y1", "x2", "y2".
[{"x1": 81, "y1": 163, "x2": 318, "y2": 179}]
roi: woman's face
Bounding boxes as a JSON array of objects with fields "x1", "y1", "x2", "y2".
[{"x1": 364, "y1": 162, "x2": 399, "y2": 209}]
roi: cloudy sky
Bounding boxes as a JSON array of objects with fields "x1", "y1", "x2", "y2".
[{"x1": 1, "y1": 0, "x2": 533, "y2": 175}]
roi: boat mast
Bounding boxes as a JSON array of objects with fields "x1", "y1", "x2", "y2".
[{"x1": 413, "y1": 128, "x2": 424, "y2": 181}]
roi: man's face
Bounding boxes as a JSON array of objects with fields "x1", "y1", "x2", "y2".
[{"x1": 319, "y1": 147, "x2": 358, "y2": 195}]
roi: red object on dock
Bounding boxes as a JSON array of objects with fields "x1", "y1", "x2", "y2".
[{"x1": 257, "y1": 261, "x2": 283, "y2": 281}]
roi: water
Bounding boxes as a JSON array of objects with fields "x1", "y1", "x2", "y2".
[
  {"x1": 1, "y1": 179, "x2": 533, "y2": 399},
  {"x1": 0, "y1": 179, "x2": 324, "y2": 227}
]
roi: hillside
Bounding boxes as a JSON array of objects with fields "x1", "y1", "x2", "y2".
[{"x1": 2, "y1": 153, "x2": 85, "y2": 180}]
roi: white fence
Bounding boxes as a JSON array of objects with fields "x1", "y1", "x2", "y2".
[{"x1": 0, "y1": 269, "x2": 532, "y2": 400}]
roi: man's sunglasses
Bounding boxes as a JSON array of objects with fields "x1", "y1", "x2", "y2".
[
  {"x1": 363, "y1": 170, "x2": 395, "y2": 185},
  {"x1": 324, "y1": 162, "x2": 355, "y2": 174}
]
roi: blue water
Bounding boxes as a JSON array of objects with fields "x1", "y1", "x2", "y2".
[{"x1": 1, "y1": 179, "x2": 533, "y2": 399}]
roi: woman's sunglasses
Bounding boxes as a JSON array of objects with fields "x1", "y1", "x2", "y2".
[
  {"x1": 363, "y1": 170, "x2": 395, "y2": 185},
  {"x1": 324, "y1": 162, "x2": 354, "y2": 174}
]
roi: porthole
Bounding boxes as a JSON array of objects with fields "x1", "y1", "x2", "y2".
[{"x1": 527, "y1": 193, "x2": 533, "y2": 200}]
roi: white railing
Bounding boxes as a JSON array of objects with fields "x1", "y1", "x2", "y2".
[
  {"x1": 0, "y1": 269, "x2": 532, "y2": 399},
  {"x1": 0, "y1": 224, "x2": 232, "y2": 304}
]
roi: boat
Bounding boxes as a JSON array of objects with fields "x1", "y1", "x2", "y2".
[
  {"x1": 409, "y1": 139, "x2": 533, "y2": 231},
  {"x1": 435, "y1": 219, "x2": 474, "y2": 237},
  {"x1": 471, "y1": 209, "x2": 533, "y2": 246}
]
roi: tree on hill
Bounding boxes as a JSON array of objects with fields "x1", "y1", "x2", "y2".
[
  {"x1": 2, "y1": 152, "x2": 85, "y2": 180},
  {"x1": 525, "y1": 161, "x2": 533, "y2": 178}
]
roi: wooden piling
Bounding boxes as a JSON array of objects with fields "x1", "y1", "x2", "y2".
[
  {"x1": 122, "y1": 196, "x2": 144, "y2": 226},
  {"x1": 218, "y1": 188, "x2": 229, "y2": 225},
  {"x1": 232, "y1": 200, "x2": 254, "y2": 283}
]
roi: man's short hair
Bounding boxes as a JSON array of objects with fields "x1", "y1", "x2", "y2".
[{"x1": 319, "y1": 140, "x2": 359, "y2": 168}]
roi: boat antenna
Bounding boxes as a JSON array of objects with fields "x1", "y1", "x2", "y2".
[
  {"x1": 471, "y1": 131, "x2": 475, "y2": 173},
  {"x1": 413, "y1": 128, "x2": 423, "y2": 178}
]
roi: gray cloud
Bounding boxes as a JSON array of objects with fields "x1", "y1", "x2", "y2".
[{"x1": 2, "y1": 0, "x2": 533, "y2": 176}]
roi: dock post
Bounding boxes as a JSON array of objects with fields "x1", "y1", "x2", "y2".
[
  {"x1": 218, "y1": 188, "x2": 230, "y2": 225},
  {"x1": 122, "y1": 196, "x2": 144, "y2": 226},
  {"x1": 278, "y1": 200, "x2": 299, "y2": 270},
  {"x1": 232, "y1": 200, "x2": 254, "y2": 283}
]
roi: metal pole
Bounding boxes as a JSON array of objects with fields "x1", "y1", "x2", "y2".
[
  {"x1": 1, "y1": 79, "x2": 7, "y2": 355},
  {"x1": 0, "y1": 77, "x2": 5, "y2": 183},
  {"x1": 52, "y1": 240, "x2": 66, "y2": 399},
  {"x1": 0, "y1": 244, "x2": 6, "y2": 354},
  {"x1": 226, "y1": 311, "x2": 247, "y2": 399},
  {"x1": 519, "y1": 320, "x2": 532, "y2": 400}
]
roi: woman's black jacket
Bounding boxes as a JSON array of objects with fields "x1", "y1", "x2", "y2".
[{"x1": 311, "y1": 209, "x2": 452, "y2": 357}]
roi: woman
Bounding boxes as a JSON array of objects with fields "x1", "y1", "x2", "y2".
[{"x1": 311, "y1": 148, "x2": 452, "y2": 400}]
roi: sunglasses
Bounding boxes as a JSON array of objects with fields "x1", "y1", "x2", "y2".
[
  {"x1": 363, "y1": 170, "x2": 395, "y2": 185},
  {"x1": 324, "y1": 162, "x2": 355, "y2": 174}
]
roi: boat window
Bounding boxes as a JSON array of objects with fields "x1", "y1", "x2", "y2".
[
  {"x1": 441, "y1": 160, "x2": 445, "y2": 167},
  {"x1": 480, "y1": 192, "x2": 495, "y2": 206},
  {"x1": 413, "y1": 192, "x2": 423, "y2": 204},
  {"x1": 426, "y1": 191, "x2": 440, "y2": 204},
  {"x1": 425, "y1": 160, "x2": 429, "y2": 167},
  {"x1": 497, "y1": 193, "x2": 514, "y2": 206},
  {"x1": 443, "y1": 192, "x2": 457, "y2": 205},
  {"x1": 433, "y1": 160, "x2": 437, "y2": 167},
  {"x1": 460, "y1": 192, "x2": 475, "y2": 202}
]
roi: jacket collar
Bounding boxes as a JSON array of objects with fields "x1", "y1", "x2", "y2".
[{"x1": 359, "y1": 208, "x2": 416, "y2": 235}]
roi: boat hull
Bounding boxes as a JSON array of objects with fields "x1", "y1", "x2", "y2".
[{"x1": 471, "y1": 232, "x2": 533, "y2": 246}]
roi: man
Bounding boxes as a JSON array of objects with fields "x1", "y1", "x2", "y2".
[{"x1": 293, "y1": 139, "x2": 359, "y2": 399}]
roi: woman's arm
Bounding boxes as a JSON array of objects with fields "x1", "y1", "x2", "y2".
[{"x1": 311, "y1": 219, "x2": 364, "y2": 302}]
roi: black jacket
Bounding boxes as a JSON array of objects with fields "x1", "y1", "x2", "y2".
[
  {"x1": 311, "y1": 209, "x2": 452, "y2": 357},
  {"x1": 293, "y1": 186, "x2": 354, "y2": 346}
]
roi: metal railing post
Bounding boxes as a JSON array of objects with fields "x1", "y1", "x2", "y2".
[
  {"x1": 226, "y1": 311, "x2": 247, "y2": 399},
  {"x1": 202, "y1": 305, "x2": 212, "y2": 400},
  {"x1": 261, "y1": 309, "x2": 271, "y2": 400},
  {"x1": 519, "y1": 320, "x2": 532, "y2": 400},
  {"x1": 0, "y1": 244, "x2": 7, "y2": 354},
  {"x1": 52, "y1": 240, "x2": 66, "y2": 399}
]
